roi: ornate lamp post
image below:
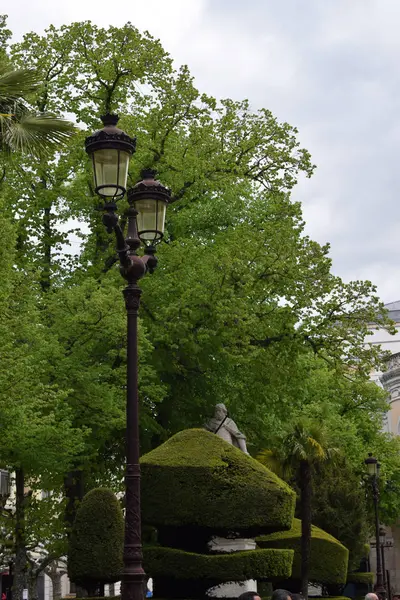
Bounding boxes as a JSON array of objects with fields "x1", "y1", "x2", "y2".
[
  {"x1": 85, "y1": 115, "x2": 171, "y2": 600},
  {"x1": 379, "y1": 527, "x2": 389, "y2": 598},
  {"x1": 365, "y1": 454, "x2": 387, "y2": 600}
]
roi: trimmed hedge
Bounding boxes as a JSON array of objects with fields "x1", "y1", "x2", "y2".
[
  {"x1": 68, "y1": 488, "x2": 124, "y2": 592},
  {"x1": 346, "y1": 572, "x2": 374, "y2": 585},
  {"x1": 310, "y1": 597, "x2": 351, "y2": 600},
  {"x1": 141, "y1": 429, "x2": 295, "y2": 534},
  {"x1": 144, "y1": 545, "x2": 293, "y2": 581},
  {"x1": 258, "y1": 517, "x2": 348, "y2": 584}
]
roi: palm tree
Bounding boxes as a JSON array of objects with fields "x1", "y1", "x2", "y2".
[
  {"x1": 258, "y1": 419, "x2": 337, "y2": 600},
  {"x1": 0, "y1": 61, "x2": 74, "y2": 157}
]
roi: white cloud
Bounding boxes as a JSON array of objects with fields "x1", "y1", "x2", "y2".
[{"x1": 8, "y1": 0, "x2": 206, "y2": 50}]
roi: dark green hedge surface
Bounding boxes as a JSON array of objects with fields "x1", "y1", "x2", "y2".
[
  {"x1": 68, "y1": 488, "x2": 124, "y2": 592},
  {"x1": 346, "y1": 572, "x2": 374, "y2": 585},
  {"x1": 141, "y1": 428, "x2": 295, "y2": 535},
  {"x1": 144, "y1": 546, "x2": 294, "y2": 581},
  {"x1": 258, "y1": 517, "x2": 349, "y2": 584},
  {"x1": 311, "y1": 597, "x2": 350, "y2": 600},
  {"x1": 145, "y1": 546, "x2": 293, "y2": 600}
]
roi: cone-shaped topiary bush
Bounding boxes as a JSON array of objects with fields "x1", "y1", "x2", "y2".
[{"x1": 68, "y1": 487, "x2": 124, "y2": 596}]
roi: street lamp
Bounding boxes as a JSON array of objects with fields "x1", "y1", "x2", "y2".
[
  {"x1": 85, "y1": 113, "x2": 136, "y2": 200},
  {"x1": 365, "y1": 454, "x2": 387, "y2": 600},
  {"x1": 379, "y1": 527, "x2": 389, "y2": 599},
  {"x1": 128, "y1": 170, "x2": 169, "y2": 245},
  {"x1": 85, "y1": 115, "x2": 171, "y2": 600}
]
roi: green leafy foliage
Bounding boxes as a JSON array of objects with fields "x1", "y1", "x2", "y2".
[
  {"x1": 311, "y1": 458, "x2": 370, "y2": 570},
  {"x1": 0, "y1": 16, "x2": 398, "y2": 596},
  {"x1": 68, "y1": 488, "x2": 124, "y2": 594},
  {"x1": 258, "y1": 518, "x2": 349, "y2": 585},
  {"x1": 2, "y1": 18, "x2": 394, "y2": 466},
  {"x1": 0, "y1": 196, "x2": 85, "y2": 478},
  {"x1": 258, "y1": 418, "x2": 338, "y2": 598}
]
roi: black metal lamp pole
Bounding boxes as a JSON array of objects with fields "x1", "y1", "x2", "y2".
[
  {"x1": 365, "y1": 454, "x2": 387, "y2": 600},
  {"x1": 379, "y1": 527, "x2": 388, "y2": 597},
  {"x1": 85, "y1": 116, "x2": 170, "y2": 600}
]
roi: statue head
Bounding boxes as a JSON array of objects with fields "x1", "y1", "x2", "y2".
[{"x1": 215, "y1": 403, "x2": 228, "y2": 420}]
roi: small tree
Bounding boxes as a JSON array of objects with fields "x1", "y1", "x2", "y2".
[
  {"x1": 311, "y1": 457, "x2": 371, "y2": 571},
  {"x1": 258, "y1": 419, "x2": 337, "y2": 600},
  {"x1": 68, "y1": 488, "x2": 124, "y2": 596}
]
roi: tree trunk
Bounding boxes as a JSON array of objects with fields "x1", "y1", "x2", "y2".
[
  {"x1": 28, "y1": 574, "x2": 38, "y2": 600},
  {"x1": 13, "y1": 468, "x2": 27, "y2": 600},
  {"x1": 45, "y1": 561, "x2": 67, "y2": 600},
  {"x1": 109, "y1": 583, "x2": 115, "y2": 597},
  {"x1": 300, "y1": 460, "x2": 312, "y2": 600},
  {"x1": 64, "y1": 469, "x2": 85, "y2": 531},
  {"x1": 40, "y1": 194, "x2": 51, "y2": 293},
  {"x1": 48, "y1": 571, "x2": 62, "y2": 600}
]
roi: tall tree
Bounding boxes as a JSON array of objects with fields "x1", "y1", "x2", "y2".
[
  {"x1": 0, "y1": 17, "x2": 393, "y2": 447},
  {"x1": 0, "y1": 17, "x2": 397, "y2": 548},
  {"x1": 0, "y1": 196, "x2": 85, "y2": 599},
  {"x1": 311, "y1": 457, "x2": 371, "y2": 572}
]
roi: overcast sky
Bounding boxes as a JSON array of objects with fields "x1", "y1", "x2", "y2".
[{"x1": 6, "y1": 0, "x2": 400, "y2": 303}]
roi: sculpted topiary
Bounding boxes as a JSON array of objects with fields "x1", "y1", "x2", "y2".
[
  {"x1": 141, "y1": 428, "x2": 295, "y2": 535},
  {"x1": 141, "y1": 428, "x2": 296, "y2": 598},
  {"x1": 258, "y1": 518, "x2": 349, "y2": 588},
  {"x1": 68, "y1": 488, "x2": 124, "y2": 596}
]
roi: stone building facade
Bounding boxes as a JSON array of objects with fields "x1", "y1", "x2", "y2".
[{"x1": 368, "y1": 301, "x2": 400, "y2": 594}]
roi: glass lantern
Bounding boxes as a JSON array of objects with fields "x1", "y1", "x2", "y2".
[
  {"x1": 85, "y1": 114, "x2": 136, "y2": 200},
  {"x1": 128, "y1": 169, "x2": 171, "y2": 244},
  {"x1": 365, "y1": 453, "x2": 378, "y2": 477}
]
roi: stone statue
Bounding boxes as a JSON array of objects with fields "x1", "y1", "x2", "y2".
[{"x1": 205, "y1": 403, "x2": 249, "y2": 454}]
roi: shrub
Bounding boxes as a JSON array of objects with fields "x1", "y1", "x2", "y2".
[
  {"x1": 346, "y1": 572, "x2": 374, "y2": 585},
  {"x1": 62, "y1": 598, "x2": 121, "y2": 600},
  {"x1": 144, "y1": 545, "x2": 293, "y2": 581},
  {"x1": 144, "y1": 546, "x2": 293, "y2": 599},
  {"x1": 257, "y1": 517, "x2": 348, "y2": 585},
  {"x1": 141, "y1": 428, "x2": 295, "y2": 535},
  {"x1": 310, "y1": 597, "x2": 350, "y2": 600},
  {"x1": 68, "y1": 488, "x2": 124, "y2": 595}
]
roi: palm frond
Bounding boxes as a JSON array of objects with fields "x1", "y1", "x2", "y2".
[
  {"x1": 0, "y1": 67, "x2": 39, "y2": 102},
  {"x1": 278, "y1": 417, "x2": 339, "y2": 466},
  {"x1": 0, "y1": 61, "x2": 76, "y2": 157},
  {"x1": 256, "y1": 449, "x2": 284, "y2": 475},
  {"x1": 1, "y1": 113, "x2": 75, "y2": 157},
  {"x1": 306, "y1": 436, "x2": 326, "y2": 459}
]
